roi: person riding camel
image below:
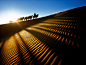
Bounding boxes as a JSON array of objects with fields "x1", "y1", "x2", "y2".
[{"x1": 34, "y1": 13, "x2": 36, "y2": 16}]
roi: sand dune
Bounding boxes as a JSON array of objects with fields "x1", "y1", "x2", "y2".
[{"x1": 0, "y1": 6, "x2": 86, "y2": 65}]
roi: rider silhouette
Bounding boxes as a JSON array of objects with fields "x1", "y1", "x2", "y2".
[{"x1": 34, "y1": 13, "x2": 36, "y2": 16}]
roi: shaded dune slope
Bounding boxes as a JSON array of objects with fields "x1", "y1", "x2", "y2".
[{"x1": 0, "y1": 6, "x2": 86, "y2": 65}]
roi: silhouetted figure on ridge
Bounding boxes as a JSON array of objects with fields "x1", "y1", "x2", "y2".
[
  {"x1": 27, "y1": 15, "x2": 33, "y2": 20},
  {"x1": 16, "y1": 13, "x2": 39, "y2": 22},
  {"x1": 24, "y1": 17, "x2": 28, "y2": 21},
  {"x1": 20, "y1": 17, "x2": 24, "y2": 21},
  {"x1": 34, "y1": 13, "x2": 36, "y2": 16},
  {"x1": 33, "y1": 13, "x2": 39, "y2": 19}
]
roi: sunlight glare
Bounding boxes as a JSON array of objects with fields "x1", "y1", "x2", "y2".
[
  {"x1": 0, "y1": 12, "x2": 21, "y2": 25},
  {"x1": 8, "y1": 12, "x2": 20, "y2": 22}
]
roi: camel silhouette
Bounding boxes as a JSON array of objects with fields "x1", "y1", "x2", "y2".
[
  {"x1": 24, "y1": 17, "x2": 28, "y2": 21},
  {"x1": 27, "y1": 15, "x2": 33, "y2": 20},
  {"x1": 33, "y1": 13, "x2": 39, "y2": 19},
  {"x1": 16, "y1": 13, "x2": 39, "y2": 22},
  {"x1": 20, "y1": 17, "x2": 24, "y2": 21}
]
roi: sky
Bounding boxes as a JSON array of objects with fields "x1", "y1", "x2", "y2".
[{"x1": 0, "y1": 0, "x2": 86, "y2": 25}]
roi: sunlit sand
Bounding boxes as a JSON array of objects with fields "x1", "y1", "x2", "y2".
[{"x1": 0, "y1": 6, "x2": 86, "y2": 65}]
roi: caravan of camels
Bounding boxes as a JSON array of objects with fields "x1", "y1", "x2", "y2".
[{"x1": 9, "y1": 13, "x2": 39, "y2": 23}]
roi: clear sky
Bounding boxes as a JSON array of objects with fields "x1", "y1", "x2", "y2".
[{"x1": 0, "y1": 0, "x2": 86, "y2": 25}]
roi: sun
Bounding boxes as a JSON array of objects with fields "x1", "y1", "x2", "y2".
[
  {"x1": 0, "y1": 12, "x2": 21, "y2": 25},
  {"x1": 8, "y1": 12, "x2": 20, "y2": 22}
]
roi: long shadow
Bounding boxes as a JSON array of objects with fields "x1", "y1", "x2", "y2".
[
  {"x1": 13, "y1": 33, "x2": 34, "y2": 64},
  {"x1": 25, "y1": 29, "x2": 86, "y2": 65},
  {"x1": 35, "y1": 24, "x2": 86, "y2": 47},
  {"x1": 17, "y1": 32, "x2": 46, "y2": 64},
  {"x1": 11, "y1": 38, "x2": 25, "y2": 65},
  {"x1": 1, "y1": 6, "x2": 86, "y2": 64},
  {"x1": 0, "y1": 16, "x2": 52, "y2": 50},
  {"x1": 24, "y1": 29, "x2": 60, "y2": 65},
  {"x1": 0, "y1": 15, "x2": 55, "y2": 65},
  {"x1": 17, "y1": 31, "x2": 58, "y2": 65}
]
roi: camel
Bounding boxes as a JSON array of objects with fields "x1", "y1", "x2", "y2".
[
  {"x1": 27, "y1": 15, "x2": 33, "y2": 20},
  {"x1": 16, "y1": 13, "x2": 39, "y2": 22},
  {"x1": 24, "y1": 17, "x2": 28, "y2": 21},
  {"x1": 20, "y1": 17, "x2": 24, "y2": 21},
  {"x1": 33, "y1": 13, "x2": 39, "y2": 19}
]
